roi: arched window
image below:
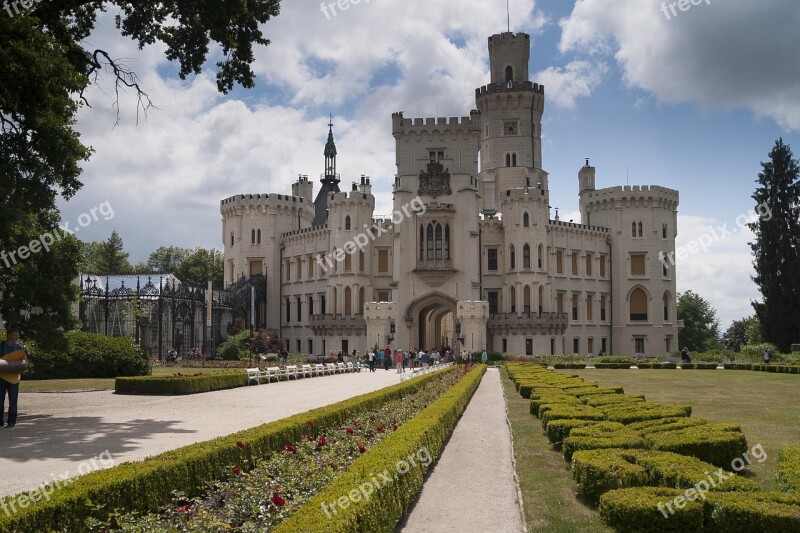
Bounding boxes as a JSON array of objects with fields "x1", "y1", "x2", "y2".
[
  {"x1": 505, "y1": 65, "x2": 514, "y2": 83},
  {"x1": 632, "y1": 222, "x2": 637, "y2": 237},
  {"x1": 537, "y1": 244, "x2": 544, "y2": 269},
  {"x1": 630, "y1": 288, "x2": 648, "y2": 321},
  {"x1": 251, "y1": 229, "x2": 256, "y2": 244},
  {"x1": 506, "y1": 153, "x2": 512, "y2": 167},
  {"x1": 510, "y1": 287, "x2": 516, "y2": 313},
  {"x1": 344, "y1": 252, "x2": 352, "y2": 272},
  {"x1": 230, "y1": 232, "x2": 234, "y2": 246},
  {"x1": 523, "y1": 244, "x2": 531, "y2": 269},
  {"x1": 345, "y1": 216, "x2": 351, "y2": 230},
  {"x1": 485, "y1": 124, "x2": 489, "y2": 138},
  {"x1": 257, "y1": 229, "x2": 261, "y2": 244},
  {"x1": 332, "y1": 287, "x2": 338, "y2": 316},
  {"x1": 426, "y1": 223, "x2": 434, "y2": 259},
  {"x1": 359, "y1": 287, "x2": 365, "y2": 315},
  {"x1": 538, "y1": 285, "x2": 544, "y2": 315},
  {"x1": 344, "y1": 286, "x2": 352, "y2": 316},
  {"x1": 638, "y1": 222, "x2": 643, "y2": 238},
  {"x1": 444, "y1": 224, "x2": 451, "y2": 259},
  {"x1": 524, "y1": 285, "x2": 531, "y2": 314},
  {"x1": 512, "y1": 153, "x2": 517, "y2": 167},
  {"x1": 434, "y1": 222, "x2": 443, "y2": 259},
  {"x1": 662, "y1": 223, "x2": 668, "y2": 239},
  {"x1": 663, "y1": 292, "x2": 670, "y2": 322},
  {"x1": 509, "y1": 245, "x2": 516, "y2": 270},
  {"x1": 523, "y1": 212, "x2": 529, "y2": 227},
  {"x1": 420, "y1": 225, "x2": 425, "y2": 259}
]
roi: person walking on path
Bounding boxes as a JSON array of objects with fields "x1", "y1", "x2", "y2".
[
  {"x1": 481, "y1": 349, "x2": 488, "y2": 364},
  {"x1": 0, "y1": 326, "x2": 26, "y2": 428},
  {"x1": 395, "y1": 350, "x2": 404, "y2": 374},
  {"x1": 368, "y1": 350, "x2": 376, "y2": 372},
  {"x1": 383, "y1": 346, "x2": 392, "y2": 370},
  {"x1": 377, "y1": 348, "x2": 384, "y2": 371}
]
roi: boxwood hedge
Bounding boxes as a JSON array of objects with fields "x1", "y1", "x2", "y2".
[{"x1": 115, "y1": 371, "x2": 248, "y2": 395}]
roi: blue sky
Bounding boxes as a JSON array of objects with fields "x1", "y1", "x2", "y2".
[{"x1": 59, "y1": 0, "x2": 800, "y2": 329}]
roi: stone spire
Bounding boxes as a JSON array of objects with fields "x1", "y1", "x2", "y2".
[{"x1": 313, "y1": 115, "x2": 342, "y2": 226}]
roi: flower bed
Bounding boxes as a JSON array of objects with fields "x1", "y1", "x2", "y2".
[
  {"x1": 100, "y1": 366, "x2": 477, "y2": 531},
  {"x1": 0, "y1": 366, "x2": 464, "y2": 532}
]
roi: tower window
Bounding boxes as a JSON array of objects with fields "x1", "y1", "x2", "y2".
[
  {"x1": 488, "y1": 248, "x2": 498, "y2": 271},
  {"x1": 512, "y1": 153, "x2": 517, "y2": 167},
  {"x1": 505, "y1": 65, "x2": 513, "y2": 85},
  {"x1": 638, "y1": 222, "x2": 643, "y2": 238},
  {"x1": 632, "y1": 222, "x2": 637, "y2": 238},
  {"x1": 523, "y1": 212, "x2": 529, "y2": 227},
  {"x1": 345, "y1": 216, "x2": 351, "y2": 230},
  {"x1": 510, "y1": 245, "x2": 516, "y2": 270},
  {"x1": 662, "y1": 223, "x2": 668, "y2": 239},
  {"x1": 523, "y1": 244, "x2": 531, "y2": 269},
  {"x1": 251, "y1": 229, "x2": 256, "y2": 244}
]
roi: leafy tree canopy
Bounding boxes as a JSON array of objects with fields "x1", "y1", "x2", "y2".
[{"x1": 677, "y1": 290, "x2": 720, "y2": 352}]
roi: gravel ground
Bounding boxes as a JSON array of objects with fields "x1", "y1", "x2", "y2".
[
  {"x1": 399, "y1": 368, "x2": 526, "y2": 533},
  {"x1": 0, "y1": 369, "x2": 401, "y2": 498}
]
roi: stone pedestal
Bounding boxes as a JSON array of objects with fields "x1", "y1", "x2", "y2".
[{"x1": 457, "y1": 300, "x2": 489, "y2": 355}]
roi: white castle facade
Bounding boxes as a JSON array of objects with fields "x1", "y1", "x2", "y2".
[{"x1": 220, "y1": 31, "x2": 680, "y2": 357}]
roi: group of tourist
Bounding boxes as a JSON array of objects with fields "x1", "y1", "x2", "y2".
[{"x1": 362, "y1": 346, "x2": 462, "y2": 373}]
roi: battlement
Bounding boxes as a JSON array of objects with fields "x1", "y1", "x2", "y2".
[
  {"x1": 583, "y1": 185, "x2": 679, "y2": 207},
  {"x1": 392, "y1": 113, "x2": 480, "y2": 136},
  {"x1": 500, "y1": 187, "x2": 548, "y2": 202},
  {"x1": 475, "y1": 81, "x2": 544, "y2": 98},
  {"x1": 548, "y1": 219, "x2": 610, "y2": 235},
  {"x1": 220, "y1": 193, "x2": 308, "y2": 216},
  {"x1": 329, "y1": 190, "x2": 375, "y2": 205},
  {"x1": 281, "y1": 223, "x2": 329, "y2": 240}
]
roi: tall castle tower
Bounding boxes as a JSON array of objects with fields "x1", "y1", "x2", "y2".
[
  {"x1": 313, "y1": 118, "x2": 342, "y2": 226},
  {"x1": 476, "y1": 32, "x2": 547, "y2": 216}
]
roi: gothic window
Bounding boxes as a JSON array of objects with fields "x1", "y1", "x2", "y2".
[
  {"x1": 257, "y1": 229, "x2": 261, "y2": 244},
  {"x1": 662, "y1": 223, "x2": 668, "y2": 239},
  {"x1": 506, "y1": 153, "x2": 511, "y2": 167},
  {"x1": 512, "y1": 153, "x2": 517, "y2": 167},
  {"x1": 444, "y1": 224, "x2": 451, "y2": 259},
  {"x1": 426, "y1": 224, "x2": 434, "y2": 259},
  {"x1": 359, "y1": 287, "x2": 365, "y2": 315},
  {"x1": 663, "y1": 292, "x2": 670, "y2": 321},
  {"x1": 420, "y1": 225, "x2": 425, "y2": 259},
  {"x1": 523, "y1": 244, "x2": 531, "y2": 269},
  {"x1": 510, "y1": 245, "x2": 516, "y2": 270},
  {"x1": 505, "y1": 65, "x2": 513, "y2": 86},
  {"x1": 523, "y1": 212, "x2": 529, "y2": 227},
  {"x1": 630, "y1": 288, "x2": 648, "y2": 321},
  {"x1": 538, "y1": 244, "x2": 544, "y2": 269},
  {"x1": 230, "y1": 232, "x2": 234, "y2": 246},
  {"x1": 632, "y1": 222, "x2": 637, "y2": 237},
  {"x1": 251, "y1": 229, "x2": 256, "y2": 244},
  {"x1": 435, "y1": 223, "x2": 443, "y2": 259},
  {"x1": 345, "y1": 216, "x2": 351, "y2": 230},
  {"x1": 638, "y1": 222, "x2": 643, "y2": 238}
]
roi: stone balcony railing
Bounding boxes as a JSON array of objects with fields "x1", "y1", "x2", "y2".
[
  {"x1": 309, "y1": 314, "x2": 367, "y2": 334},
  {"x1": 487, "y1": 312, "x2": 569, "y2": 335}
]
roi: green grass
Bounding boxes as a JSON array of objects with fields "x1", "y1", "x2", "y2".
[
  {"x1": 19, "y1": 366, "x2": 231, "y2": 393},
  {"x1": 501, "y1": 367, "x2": 612, "y2": 533},
  {"x1": 560, "y1": 369, "x2": 800, "y2": 490}
]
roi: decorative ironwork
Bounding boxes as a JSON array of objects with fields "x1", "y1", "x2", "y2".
[{"x1": 418, "y1": 161, "x2": 451, "y2": 198}]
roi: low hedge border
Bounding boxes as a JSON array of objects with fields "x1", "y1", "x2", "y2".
[
  {"x1": 273, "y1": 365, "x2": 487, "y2": 532},
  {"x1": 563, "y1": 422, "x2": 646, "y2": 462},
  {"x1": 599, "y1": 487, "x2": 800, "y2": 532},
  {"x1": 115, "y1": 371, "x2": 247, "y2": 395},
  {"x1": 0, "y1": 367, "x2": 461, "y2": 532},
  {"x1": 593, "y1": 363, "x2": 632, "y2": 369},
  {"x1": 777, "y1": 446, "x2": 800, "y2": 492},
  {"x1": 643, "y1": 424, "x2": 748, "y2": 469}
]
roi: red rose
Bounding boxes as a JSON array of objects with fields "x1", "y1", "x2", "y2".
[
  {"x1": 306, "y1": 420, "x2": 314, "y2": 427},
  {"x1": 236, "y1": 441, "x2": 245, "y2": 449},
  {"x1": 317, "y1": 436, "x2": 326, "y2": 447},
  {"x1": 393, "y1": 424, "x2": 398, "y2": 431},
  {"x1": 282, "y1": 444, "x2": 297, "y2": 453},
  {"x1": 307, "y1": 435, "x2": 315, "y2": 441},
  {"x1": 376, "y1": 426, "x2": 384, "y2": 433},
  {"x1": 271, "y1": 493, "x2": 286, "y2": 507},
  {"x1": 177, "y1": 505, "x2": 191, "y2": 513},
  {"x1": 346, "y1": 428, "x2": 355, "y2": 435},
  {"x1": 233, "y1": 466, "x2": 242, "y2": 476},
  {"x1": 358, "y1": 445, "x2": 366, "y2": 454}
]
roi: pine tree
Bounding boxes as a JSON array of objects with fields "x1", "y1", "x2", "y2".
[
  {"x1": 96, "y1": 230, "x2": 132, "y2": 274},
  {"x1": 748, "y1": 138, "x2": 800, "y2": 353}
]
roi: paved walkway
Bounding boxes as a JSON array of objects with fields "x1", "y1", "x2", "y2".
[
  {"x1": 400, "y1": 367, "x2": 525, "y2": 533},
  {"x1": 0, "y1": 370, "x2": 402, "y2": 498}
]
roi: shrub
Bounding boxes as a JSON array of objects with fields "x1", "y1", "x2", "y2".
[
  {"x1": 115, "y1": 371, "x2": 247, "y2": 395},
  {"x1": 777, "y1": 446, "x2": 800, "y2": 492},
  {"x1": 594, "y1": 356, "x2": 636, "y2": 364},
  {"x1": 584, "y1": 395, "x2": 645, "y2": 408},
  {"x1": 545, "y1": 419, "x2": 598, "y2": 444},
  {"x1": 216, "y1": 330, "x2": 251, "y2": 360},
  {"x1": 562, "y1": 422, "x2": 646, "y2": 462},
  {"x1": 599, "y1": 487, "x2": 705, "y2": 531},
  {"x1": 705, "y1": 491, "x2": 800, "y2": 531},
  {"x1": 594, "y1": 362, "x2": 632, "y2": 369},
  {"x1": 643, "y1": 424, "x2": 748, "y2": 468},
  {"x1": 601, "y1": 402, "x2": 692, "y2": 424},
  {"x1": 530, "y1": 396, "x2": 580, "y2": 416},
  {"x1": 26, "y1": 332, "x2": 147, "y2": 380},
  {"x1": 553, "y1": 363, "x2": 587, "y2": 369},
  {"x1": 629, "y1": 417, "x2": 708, "y2": 434},
  {"x1": 540, "y1": 404, "x2": 606, "y2": 429}
]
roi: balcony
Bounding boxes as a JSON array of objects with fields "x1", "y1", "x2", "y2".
[
  {"x1": 309, "y1": 314, "x2": 367, "y2": 335},
  {"x1": 487, "y1": 312, "x2": 569, "y2": 335}
]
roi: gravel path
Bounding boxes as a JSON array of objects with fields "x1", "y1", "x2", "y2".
[
  {"x1": 0, "y1": 370, "x2": 401, "y2": 498},
  {"x1": 399, "y1": 367, "x2": 526, "y2": 533}
]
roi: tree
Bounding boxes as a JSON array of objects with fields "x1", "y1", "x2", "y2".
[
  {"x1": 147, "y1": 246, "x2": 190, "y2": 274},
  {"x1": 744, "y1": 315, "x2": 763, "y2": 345},
  {"x1": 677, "y1": 291, "x2": 720, "y2": 352},
  {"x1": 1, "y1": 2, "x2": 280, "y2": 340},
  {"x1": 175, "y1": 248, "x2": 224, "y2": 288},
  {"x1": 95, "y1": 230, "x2": 132, "y2": 274},
  {"x1": 722, "y1": 318, "x2": 749, "y2": 351},
  {"x1": 748, "y1": 139, "x2": 800, "y2": 353}
]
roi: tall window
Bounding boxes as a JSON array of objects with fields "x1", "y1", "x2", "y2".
[
  {"x1": 638, "y1": 222, "x2": 643, "y2": 238},
  {"x1": 509, "y1": 245, "x2": 516, "y2": 270},
  {"x1": 420, "y1": 222, "x2": 450, "y2": 261},
  {"x1": 435, "y1": 223, "x2": 443, "y2": 259},
  {"x1": 488, "y1": 248, "x2": 498, "y2": 271},
  {"x1": 571, "y1": 252, "x2": 579, "y2": 276},
  {"x1": 344, "y1": 252, "x2": 352, "y2": 272},
  {"x1": 359, "y1": 287, "x2": 365, "y2": 315},
  {"x1": 286, "y1": 299, "x2": 291, "y2": 322},
  {"x1": 538, "y1": 285, "x2": 543, "y2": 315},
  {"x1": 378, "y1": 250, "x2": 389, "y2": 273},
  {"x1": 600, "y1": 255, "x2": 606, "y2": 277},
  {"x1": 557, "y1": 292, "x2": 564, "y2": 314},
  {"x1": 523, "y1": 212, "x2": 530, "y2": 227},
  {"x1": 488, "y1": 291, "x2": 499, "y2": 314},
  {"x1": 251, "y1": 229, "x2": 256, "y2": 244},
  {"x1": 344, "y1": 287, "x2": 352, "y2": 316},
  {"x1": 308, "y1": 296, "x2": 314, "y2": 317},
  {"x1": 444, "y1": 225, "x2": 450, "y2": 258},
  {"x1": 585, "y1": 253, "x2": 593, "y2": 276},
  {"x1": 662, "y1": 223, "x2": 668, "y2": 239},
  {"x1": 572, "y1": 294, "x2": 579, "y2": 320},
  {"x1": 632, "y1": 222, "x2": 637, "y2": 237},
  {"x1": 538, "y1": 244, "x2": 543, "y2": 269},
  {"x1": 332, "y1": 287, "x2": 337, "y2": 316},
  {"x1": 359, "y1": 250, "x2": 365, "y2": 272},
  {"x1": 556, "y1": 250, "x2": 564, "y2": 274},
  {"x1": 663, "y1": 292, "x2": 670, "y2": 321},
  {"x1": 630, "y1": 289, "x2": 648, "y2": 321},
  {"x1": 524, "y1": 286, "x2": 531, "y2": 314},
  {"x1": 297, "y1": 297, "x2": 302, "y2": 322},
  {"x1": 230, "y1": 232, "x2": 234, "y2": 246},
  {"x1": 523, "y1": 244, "x2": 531, "y2": 269},
  {"x1": 510, "y1": 287, "x2": 516, "y2": 313},
  {"x1": 587, "y1": 294, "x2": 594, "y2": 321},
  {"x1": 600, "y1": 295, "x2": 607, "y2": 321},
  {"x1": 345, "y1": 216, "x2": 351, "y2": 230},
  {"x1": 631, "y1": 254, "x2": 646, "y2": 276},
  {"x1": 505, "y1": 65, "x2": 513, "y2": 83}
]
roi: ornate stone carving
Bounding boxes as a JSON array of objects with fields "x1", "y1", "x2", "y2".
[{"x1": 418, "y1": 161, "x2": 451, "y2": 198}]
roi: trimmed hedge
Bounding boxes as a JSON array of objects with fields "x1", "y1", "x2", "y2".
[
  {"x1": 593, "y1": 362, "x2": 632, "y2": 369},
  {"x1": 115, "y1": 371, "x2": 248, "y2": 395},
  {"x1": 563, "y1": 422, "x2": 645, "y2": 462},
  {"x1": 0, "y1": 366, "x2": 463, "y2": 532},
  {"x1": 545, "y1": 419, "x2": 598, "y2": 444},
  {"x1": 584, "y1": 395, "x2": 646, "y2": 408},
  {"x1": 777, "y1": 446, "x2": 800, "y2": 492},
  {"x1": 540, "y1": 404, "x2": 606, "y2": 429},
  {"x1": 679, "y1": 363, "x2": 719, "y2": 370},
  {"x1": 601, "y1": 402, "x2": 693, "y2": 425},
  {"x1": 643, "y1": 424, "x2": 748, "y2": 469},
  {"x1": 629, "y1": 417, "x2": 708, "y2": 435},
  {"x1": 600, "y1": 487, "x2": 800, "y2": 532},
  {"x1": 572, "y1": 448, "x2": 759, "y2": 500},
  {"x1": 636, "y1": 362, "x2": 677, "y2": 369},
  {"x1": 273, "y1": 365, "x2": 487, "y2": 532}
]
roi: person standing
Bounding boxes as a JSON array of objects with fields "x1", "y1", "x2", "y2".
[
  {"x1": 368, "y1": 349, "x2": 376, "y2": 372},
  {"x1": 395, "y1": 350, "x2": 404, "y2": 374},
  {"x1": 383, "y1": 346, "x2": 392, "y2": 371},
  {"x1": 481, "y1": 349, "x2": 488, "y2": 364},
  {"x1": 1, "y1": 326, "x2": 26, "y2": 428},
  {"x1": 377, "y1": 348, "x2": 384, "y2": 370}
]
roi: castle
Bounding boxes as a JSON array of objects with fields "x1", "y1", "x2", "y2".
[{"x1": 220, "y1": 31, "x2": 680, "y2": 357}]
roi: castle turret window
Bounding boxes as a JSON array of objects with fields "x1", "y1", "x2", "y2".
[
  {"x1": 510, "y1": 245, "x2": 516, "y2": 270},
  {"x1": 345, "y1": 216, "x2": 351, "y2": 230},
  {"x1": 630, "y1": 289, "x2": 648, "y2": 321},
  {"x1": 523, "y1": 212, "x2": 529, "y2": 227},
  {"x1": 523, "y1": 244, "x2": 531, "y2": 269}
]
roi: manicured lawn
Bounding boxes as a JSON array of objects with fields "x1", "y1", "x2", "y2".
[
  {"x1": 19, "y1": 366, "x2": 232, "y2": 393},
  {"x1": 560, "y1": 368, "x2": 800, "y2": 490},
  {"x1": 500, "y1": 367, "x2": 612, "y2": 533}
]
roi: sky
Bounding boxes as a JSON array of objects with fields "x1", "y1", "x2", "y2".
[{"x1": 57, "y1": 0, "x2": 800, "y2": 330}]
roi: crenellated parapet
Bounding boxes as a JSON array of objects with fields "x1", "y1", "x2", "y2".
[
  {"x1": 582, "y1": 185, "x2": 679, "y2": 211},
  {"x1": 220, "y1": 193, "x2": 310, "y2": 218},
  {"x1": 392, "y1": 112, "x2": 480, "y2": 138}
]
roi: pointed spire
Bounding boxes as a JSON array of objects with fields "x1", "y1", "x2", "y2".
[{"x1": 324, "y1": 114, "x2": 337, "y2": 160}]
